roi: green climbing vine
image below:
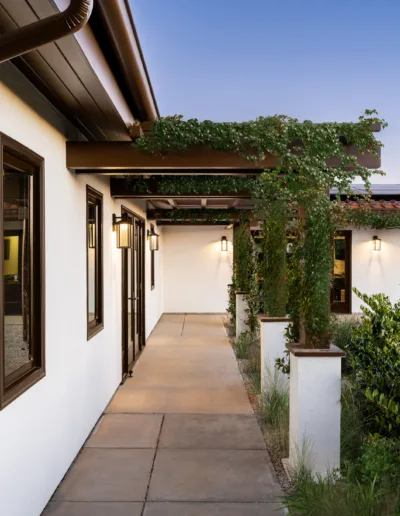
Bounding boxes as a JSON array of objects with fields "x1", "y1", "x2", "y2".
[
  {"x1": 344, "y1": 207, "x2": 400, "y2": 229},
  {"x1": 148, "y1": 208, "x2": 240, "y2": 225},
  {"x1": 136, "y1": 110, "x2": 387, "y2": 348},
  {"x1": 125, "y1": 175, "x2": 252, "y2": 196},
  {"x1": 233, "y1": 222, "x2": 252, "y2": 292}
]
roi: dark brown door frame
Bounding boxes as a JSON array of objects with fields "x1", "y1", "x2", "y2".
[{"x1": 120, "y1": 206, "x2": 146, "y2": 382}]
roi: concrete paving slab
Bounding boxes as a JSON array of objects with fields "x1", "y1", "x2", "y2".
[
  {"x1": 53, "y1": 449, "x2": 155, "y2": 502},
  {"x1": 107, "y1": 386, "x2": 253, "y2": 414},
  {"x1": 159, "y1": 414, "x2": 266, "y2": 450},
  {"x1": 43, "y1": 502, "x2": 143, "y2": 516},
  {"x1": 148, "y1": 449, "x2": 281, "y2": 502},
  {"x1": 144, "y1": 502, "x2": 284, "y2": 516},
  {"x1": 85, "y1": 414, "x2": 163, "y2": 449}
]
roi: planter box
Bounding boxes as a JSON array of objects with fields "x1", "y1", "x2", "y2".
[
  {"x1": 258, "y1": 315, "x2": 290, "y2": 395},
  {"x1": 287, "y1": 343, "x2": 345, "y2": 477}
]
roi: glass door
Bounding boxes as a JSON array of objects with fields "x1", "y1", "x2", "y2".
[{"x1": 121, "y1": 209, "x2": 145, "y2": 380}]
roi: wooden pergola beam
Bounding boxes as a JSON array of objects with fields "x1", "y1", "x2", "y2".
[
  {"x1": 67, "y1": 142, "x2": 381, "y2": 172},
  {"x1": 146, "y1": 208, "x2": 247, "y2": 225}
]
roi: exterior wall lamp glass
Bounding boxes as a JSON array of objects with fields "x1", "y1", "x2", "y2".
[
  {"x1": 112, "y1": 213, "x2": 132, "y2": 249},
  {"x1": 147, "y1": 228, "x2": 159, "y2": 251},
  {"x1": 221, "y1": 236, "x2": 228, "y2": 251},
  {"x1": 88, "y1": 220, "x2": 96, "y2": 249},
  {"x1": 373, "y1": 235, "x2": 381, "y2": 251}
]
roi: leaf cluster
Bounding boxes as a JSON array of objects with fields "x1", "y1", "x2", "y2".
[{"x1": 342, "y1": 289, "x2": 400, "y2": 436}]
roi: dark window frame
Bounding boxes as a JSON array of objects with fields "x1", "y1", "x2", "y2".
[
  {"x1": 331, "y1": 230, "x2": 352, "y2": 314},
  {"x1": 150, "y1": 223, "x2": 155, "y2": 290},
  {"x1": 86, "y1": 185, "x2": 104, "y2": 340},
  {"x1": 0, "y1": 133, "x2": 45, "y2": 410}
]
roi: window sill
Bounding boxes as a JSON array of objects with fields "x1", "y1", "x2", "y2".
[
  {"x1": 87, "y1": 322, "x2": 104, "y2": 341},
  {"x1": 0, "y1": 367, "x2": 46, "y2": 411}
]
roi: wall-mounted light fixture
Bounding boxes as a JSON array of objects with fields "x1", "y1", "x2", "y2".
[
  {"x1": 88, "y1": 219, "x2": 96, "y2": 249},
  {"x1": 147, "y1": 228, "x2": 159, "y2": 251},
  {"x1": 112, "y1": 213, "x2": 132, "y2": 249},
  {"x1": 372, "y1": 235, "x2": 381, "y2": 251},
  {"x1": 221, "y1": 236, "x2": 228, "y2": 252}
]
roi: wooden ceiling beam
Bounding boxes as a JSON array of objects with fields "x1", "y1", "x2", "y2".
[{"x1": 67, "y1": 142, "x2": 381, "y2": 172}]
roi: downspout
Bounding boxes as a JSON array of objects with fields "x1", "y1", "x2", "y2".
[{"x1": 0, "y1": 0, "x2": 93, "y2": 64}]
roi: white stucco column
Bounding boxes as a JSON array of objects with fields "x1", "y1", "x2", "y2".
[
  {"x1": 235, "y1": 291, "x2": 248, "y2": 337},
  {"x1": 259, "y1": 316, "x2": 290, "y2": 395},
  {"x1": 288, "y1": 344, "x2": 345, "y2": 477}
]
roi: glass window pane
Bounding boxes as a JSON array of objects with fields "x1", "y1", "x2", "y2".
[
  {"x1": 333, "y1": 236, "x2": 346, "y2": 303},
  {"x1": 88, "y1": 202, "x2": 96, "y2": 322},
  {"x1": 3, "y1": 168, "x2": 31, "y2": 377}
]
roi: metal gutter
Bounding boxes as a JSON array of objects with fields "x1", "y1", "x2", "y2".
[
  {"x1": 95, "y1": 0, "x2": 159, "y2": 122},
  {"x1": 0, "y1": 0, "x2": 93, "y2": 64}
]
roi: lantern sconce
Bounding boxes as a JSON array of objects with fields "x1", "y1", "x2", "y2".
[
  {"x1": 221, "y1": 236, "x2": 228, "y2": 252},
  {"x1": 88, "y1": 219, "x2": 96, "y2": 249},
  {"x1": 372, "y1": 235, "x2": 381, "y2": 252},
  {"x1": 147, "y1": 228, "x2": 159, "y2": 251},
  {"x1": 112, "y1": 213, "x2": 132, "y2": 249}
]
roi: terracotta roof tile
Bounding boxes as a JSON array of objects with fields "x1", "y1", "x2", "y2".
[{"x1": 341, "y1": 199, "x2": 400, "y2": 211}]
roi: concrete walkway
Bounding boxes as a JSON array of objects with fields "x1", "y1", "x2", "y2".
[{"x1": 44, "y1": 314, "x2": 282, "y2": 516}]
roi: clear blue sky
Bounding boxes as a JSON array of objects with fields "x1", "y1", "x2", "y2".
[{"x1": 131, "y1": 0, "x2": 400, "y2": 183}]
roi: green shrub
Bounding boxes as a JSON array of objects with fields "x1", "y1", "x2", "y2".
[
  {"x1": 283, "y1": 468, "x2": 392, "y2": 516},
  {"x1": 233, "y1": 331, "x2": 252, "y2": 359},
  {"x1": 259, "y1": 366, "x2": 289, "y2": 457},
  {"x1": 340, "y1": 378, "x2": 366, "y2": 463},
  {"x1": 342, "y1": 289, "x2": 400, "y2": 436},
  {"x1": 243, "y1": 335, "x2": 261, "y2": 393},
  {"x1": 349, "y1": 438, "x2": 400, "y2": 490}
]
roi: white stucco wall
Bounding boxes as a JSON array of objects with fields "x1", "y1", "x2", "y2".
[
  {"x1": 0, "y1": 65, "x2": 163, "y2": 516},
  {"x1": 351, "y1": 228, "x2": 400, "y2": 312},
  {"x1": 162, "y1": 225, "x2": 233, "y2": 313}
]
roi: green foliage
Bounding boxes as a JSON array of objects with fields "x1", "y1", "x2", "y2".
[
  {"x1": 227, "y1": 282, "x2": 236, "y2": 326},
  {"x1": 282, "y1": 469, "x2": 388, "y2": 516},
  {"x1": 342, "y1": 289, "x2": 400, "y2": 437},
  {"x1": 345, "y1": 207, "x2": 400, "y2": 230},
  {"x1": 135, "y1": 114, "x2": 386, "y2": 195},
  {"x1": 300, "y1": 194, "x2": 334, "y2": 346},
  {"x1": 233, "y1": 330, "x2": 252, "y2": 359},
  {"x1": 149, "y1": 208, "x2": 237, "y2": 224},
  {"x1": 261, "y1": 206, "x2": 288, "y2": 317},
  {"x1": 350, "y1": 438, "x2": 400, "y2": 490},
  {"x1": 331, "y1": 316, "x2": 361, "y2": 373},
  {"x1": 259, "y1": 366, "x2": 290, "y2": 457},
  {"x1": 233, "y1": 223, "x2": 252, "y2": 291},
  {"x1": 243, "y1": 336, "x2": 261, "y2": 393},
  {"x1": 341, "y1": 378, "x2": 366, "y2": 463},
  {"x1": 244, "y1": 240, "x2": 260, "y2": 333},
  {"x1": 125, "y1": 175, "x2": 251, "y2": 195},
  {"x1": 138, "y1": 111, "x2": 386, "y2": 347},
  {"x1": 233, "y1": 330, "x2": 261, "y2": 392},
  {"x1": 275, "y1": 350, "x2": 290, "y2": 376}
]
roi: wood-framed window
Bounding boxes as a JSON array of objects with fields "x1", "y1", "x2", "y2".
[
  {"x1": 87, "y1": 186, "x2": 103, "y2": 339},
  {"x1": 150, "y1": 223, "x2": 155, "y2": 290},
  {"x1": 331, "y1": 230, "x2": 352, "y2": 314},
  {"x1": 0, "y1": 133, "x2": 45, "y2": 410}
]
